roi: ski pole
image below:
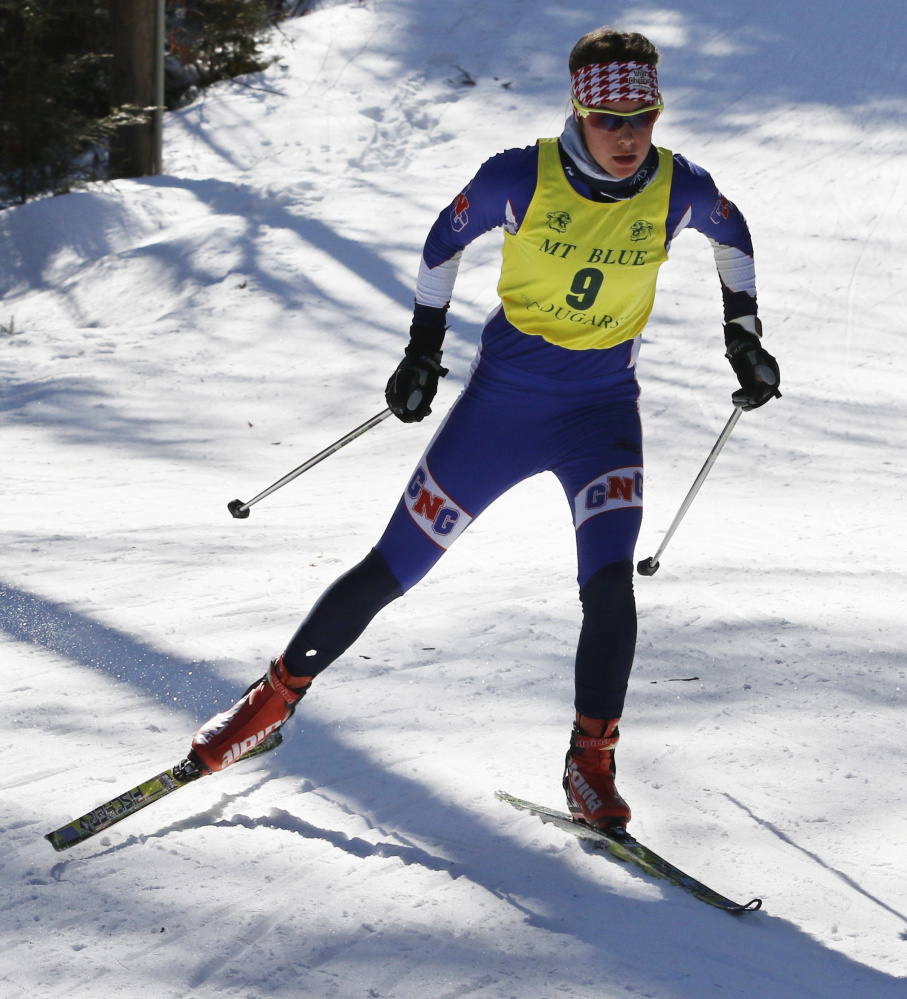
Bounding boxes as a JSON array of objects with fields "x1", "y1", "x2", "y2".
[
  {"x1": 228, "y1": 408, "x2": 394, "y2": 519},
  {"x1": 636, "y1": 406, "x2": 743, "y2": 576}
]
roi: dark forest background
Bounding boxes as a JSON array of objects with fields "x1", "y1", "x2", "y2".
[{"x1": 0, "y1": 1, "x2": 308, "y2": 207}]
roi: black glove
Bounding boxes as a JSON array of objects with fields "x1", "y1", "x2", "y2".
[
  {"x1": 724, "y1": 319, "x2": 781, "y2": 411},
  {"x1": 385, "y1": 323, "x2": 449, "y2": 423}
]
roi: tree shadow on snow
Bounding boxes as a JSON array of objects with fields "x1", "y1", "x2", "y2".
[
  {"x1": 0, "y1": 372, "x2": 226, "y2": 460},
  {"x1": 380, "y1": 1, "x2": 906, "y2": 121},
  {"x1": 4, "y1": 576, "x2": 905, "y2": 997},
  {"x1": 134, "y1": 173, "x2": 418, "y2": 315},
  {"x1": 0, "y1": 578, "x2": 239, "y2": 718}
]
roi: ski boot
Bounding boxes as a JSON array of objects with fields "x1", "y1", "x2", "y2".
[
  {"x1": 190, "y1": 655, "x2": 312, "y2": 773},
  {"x1": 563, "y1": 715, "x2": 631, "y2": 830}
]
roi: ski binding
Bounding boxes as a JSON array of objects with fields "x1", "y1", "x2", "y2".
[{"x1": 496, "y1": 790, "x2": 761, "y2": 914}]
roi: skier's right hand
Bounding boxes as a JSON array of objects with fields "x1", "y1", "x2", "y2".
[{"x1": 385, "y1": 350, "x2": 448, "y2": 423}]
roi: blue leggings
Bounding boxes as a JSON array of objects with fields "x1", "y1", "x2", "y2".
[{"x1": 284, "y1": 353, "x2": 643, "y2": 719}]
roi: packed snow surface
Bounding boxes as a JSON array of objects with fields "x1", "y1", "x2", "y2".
[{"x1": 2, "y1": 1, "x2": 906, "y2": 997}]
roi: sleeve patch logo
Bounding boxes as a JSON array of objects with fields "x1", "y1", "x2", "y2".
[
  {"x1": 710, "y1": 194, "x2": 731, "y2": 224},
  {"x1": 451, "y1": 192, "x2": 470, "y2": 232}
]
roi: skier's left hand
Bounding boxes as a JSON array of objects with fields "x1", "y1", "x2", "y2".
[{"x1": 724, "y1": 320, "x2": 781, "y2": 410}]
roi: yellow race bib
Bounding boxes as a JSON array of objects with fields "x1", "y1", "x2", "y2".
[{"x1": 498, "y1": 138, "x2": 673, "y2": 350}]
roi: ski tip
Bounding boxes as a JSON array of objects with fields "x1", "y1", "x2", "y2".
[
  {"x1": 44, "y1": 831, "x2": 63, "y2": 852},
  {"x1": 44, "y1": 827, "x2": 80, "y2": 852},
  {"x1": 717, "y1": 897, "x2": 762, "y2": 914}
]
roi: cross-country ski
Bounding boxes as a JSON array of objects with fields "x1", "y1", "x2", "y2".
[
  {"x1": 45, "y1": 733, "x2": 282, "y2": 852},
  {"x1": 496, "y1": 791, "x2": 761, "y2": 913}
]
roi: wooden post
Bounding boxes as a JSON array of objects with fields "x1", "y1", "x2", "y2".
[{"x1": 109, "y1": 0, "x2": 164, "y2": 178}]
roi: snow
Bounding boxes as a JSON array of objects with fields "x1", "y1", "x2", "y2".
[{"x1": 1, "y1": 0, "x2": 906, "y2": 995}]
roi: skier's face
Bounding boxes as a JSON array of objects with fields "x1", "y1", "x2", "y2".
[{"x1": 580, "y1": 100, "x2": 656, "y2": 178}]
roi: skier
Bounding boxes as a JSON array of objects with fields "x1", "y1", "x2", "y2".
[{"x1": 189, "y1": 26, "x2": 780, "y2": 831}]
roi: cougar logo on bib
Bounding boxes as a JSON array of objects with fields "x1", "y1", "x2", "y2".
[{"x1": 547, "y1": 210, "x2": 572, "y2": 233}]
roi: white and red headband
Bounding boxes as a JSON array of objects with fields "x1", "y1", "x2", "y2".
[{"x1": 571, "y1": 61, "x2": 661, "y2": 112}]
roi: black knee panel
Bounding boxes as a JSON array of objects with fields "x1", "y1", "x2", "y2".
[
  {"x1": 574, "y1": 559, "x2": 637, "y2": 719},
  {"x1": 580, "y1": 559, "x2": 635, "y2": 617}
]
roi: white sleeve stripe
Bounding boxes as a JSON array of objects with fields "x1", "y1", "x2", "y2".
[
  {"x1": 708, "y1": 239, "x2": 756, "y2": 296},
  {"x1": 667, "y1": 205, "x2": 693, "y2": 249},
  {"x1": 415, "y1": 252, "x2": 462, "y2": 308}
]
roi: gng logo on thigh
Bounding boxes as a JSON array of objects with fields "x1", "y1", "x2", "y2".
[
  {"x1": 574, "y1": 466, "x2": 643, "y2": 529},
  {"x1": 404, "y1": 465, "x2": 472, "y2": 548}
]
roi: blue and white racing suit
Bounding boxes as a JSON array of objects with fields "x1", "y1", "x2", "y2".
[{"x1": 283, "y1": 136, "x2": 757, "y2": 719}]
